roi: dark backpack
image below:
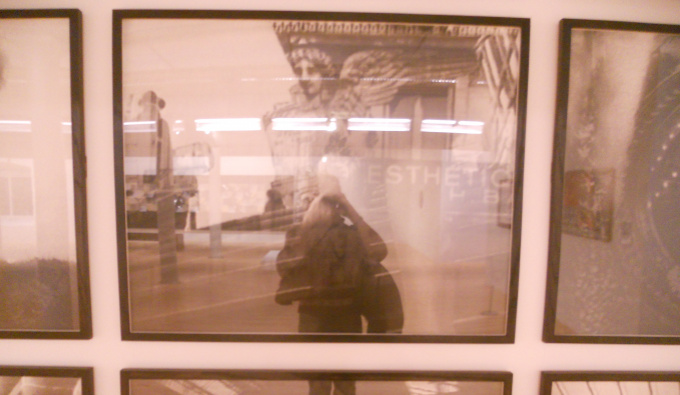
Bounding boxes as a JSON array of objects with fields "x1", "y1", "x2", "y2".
[{"x1": 360, "y1": 260, "x2": 404, "y2": 333}]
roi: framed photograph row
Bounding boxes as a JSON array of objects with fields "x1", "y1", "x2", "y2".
[
  {"x1": 3, "y1": 367, "x2": 679, "y2": 395},
  {"x1": 124, "y1": 371, "x2": 680, "y2": 395},
  {"x1": 121, "y1": 369, "x2": 513, "y2": 395},
  {"x1": 0, "y1": 8, "x2": 678, "y2": 345}
]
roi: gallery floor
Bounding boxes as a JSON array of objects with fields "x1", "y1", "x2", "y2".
[{"x1": 126, "y1": 230, "x2": 508, "y2": 336}]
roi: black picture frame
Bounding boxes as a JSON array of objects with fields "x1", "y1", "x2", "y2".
[
  {"x1": 544, "y1": 18, "x2": 680, "y2": 344},
  {"x1": 122, "y1": 368, "x2": 512, "y2": 395},
  {"x1": 0, "y1": 9, "x2": 91, "y2": 339},
  {"x1": 0, "y1": 366, "x2": 94, "y2": 394},
  {"x1": 540, "y1": 371, "x2": 680, "y2": 395},
  {"x1": 113, "y1": 10, "x2": 529, "y2": 343},
  {"x1": 543, "y1": 19, "x2": 680, "y2": 344}
]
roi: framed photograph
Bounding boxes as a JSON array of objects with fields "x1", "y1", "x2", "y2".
[
  {"x1": 0, "y1": 366, "x2": 94, "y2": 394},
  {"x1": 114, "y1": 10, "x2": 529, "y2": 342},
  {"x1": 122, "y1": 369, "x2": 512, "y2": 395},
  {"x1": 540, "y1": 371, "x2": 680, "y2": 395},
  {"x1": 0, "y1": 9, "x2": 91, "y2": 339},
  {"x1": 543, "y1": 19, "x2": 680, "y2": 344}
]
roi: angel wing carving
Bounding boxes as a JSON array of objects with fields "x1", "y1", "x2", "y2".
[{"x1": 330, "y1": 48, "x2": 478, "y2": 117}]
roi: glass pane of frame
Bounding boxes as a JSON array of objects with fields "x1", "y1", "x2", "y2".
[
  {"x1": 544, "y1": 19, "x2": 680, "y2": 344},
  {"x1": 113, "y1": 10, "x2": 529, "y2": 343},
  {"x1": 0, "y1": 366, "x2": 94, "y2": 395},
  {"x1": 540, "y1": 372, "x2": 680, "y2": 395},
  {"x1": 123, "y1": 369, "x2": 512, "y2": 395},
  {"x1": 0, "y1": 9, "x2": 91, "y2": 339}
]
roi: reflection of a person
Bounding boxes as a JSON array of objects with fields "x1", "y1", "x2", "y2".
[
  {"x1": 136, "y1": 90, "x2": 178, "y2": 283},
  {"x1": 261, "y1": 185, "x2": 287, "y2": 230},
  {"x1": 275, "y1": 182, "x2": 387, "y2": 395}
]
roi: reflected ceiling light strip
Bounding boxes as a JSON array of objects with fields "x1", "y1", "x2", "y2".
[
  {"x1": 195, "y1": 118, "x2": 261, "y2": 133},
  {"x1": 271, "y1": 117, "x2": 335, "y2": 131},
  {"x1": 61, "y1": 122, "x2": 73, "y2": 134},
  {"x1": 421, "y1": 119, "x2": 484, "y2": 134},
  {"x1": 0, "y1": 120, "x2": 31, "y2": 133},
  {"x1": 123, "y1": 121, "x2": 156, "y2": 133},
  {"x1": 347, "y1": 118, "x2": 411, "y2": 132}
]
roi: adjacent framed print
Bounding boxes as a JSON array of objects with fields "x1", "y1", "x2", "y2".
[
  {"x1": 114, "y1": 10, "x2": 529, "y2": 342},
  {"x1": 0, "y1": 9, "x2": 91, "y2": 339},
  {"x1": 0, "y1": 366, "x2": 94, "y2": 394},
  {"x1": 544, "y1": 19, "x2": 680, "y2": 343},
  {"x1": 540, "y1": 371, "x2": 680, "y2": 395},
  {"x1": 122, "y1": 369, "x2": 512, "y2": 395}
]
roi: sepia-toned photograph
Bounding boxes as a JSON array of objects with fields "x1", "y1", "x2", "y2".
[
  {"x1": 0, "y1": 9, "x2": 91, "y2": 339},
  {"x1": 114, "y1": 10, "x2": 529, "y2": 342},
  {"x1": 0, "y1": 366, "x2": 93, "y2": 395},
  {"x1": 540, "y1": 372, "x2": 680, "y2": 395},
  {"x1": 122, "y1": 369, "x2": 511, "y2": 395},
  {"x1": 544, "y1": 19, "x2": 680, "y2": 343}
]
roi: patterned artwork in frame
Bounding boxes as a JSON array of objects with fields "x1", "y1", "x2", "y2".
[
  {"x1": 113, "y1": 10, "x2": 529, "y2": 343},
  {"x1": 0, "y1": 9, "x2": 91, "y2": 339},
  {"x1": 540, "y1": 372, "x2": 680, "y2": 395},
  {"x1": 562, "y1": 169, "x2": 615, "y2": 242},
  {"x1": 0, "y1": 366, "x2": 94, "y2": 395},
  {"x1": 122, "y1": 369, "x2": 512, "y2": 395},
  {"x1": 544, "y1": 19, "x2": 680, "y2": 343}
]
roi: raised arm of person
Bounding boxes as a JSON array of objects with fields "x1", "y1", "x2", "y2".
[{"x1": 332, "y1": 193, "x2": 388, "y2": 262}]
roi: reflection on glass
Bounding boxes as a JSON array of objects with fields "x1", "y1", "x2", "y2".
[
  {"x1": 554, "y1": 27, "x2": 680, "y2": 337},
  {"x1": 552, "y1": 381, "x2": 680, "y2": 395},
  {"x1": 0, "y1": 17, "x2": 79, "y2": 331},
  {"x1": 129, "y1": 378, "x2": 505, "y2": 395},
  {"x1": 121, "y1": 18, "x2": 522, "y2": 336},
  {"x1": 0, "y1": 376, "x2": 82, "y2": 395}
]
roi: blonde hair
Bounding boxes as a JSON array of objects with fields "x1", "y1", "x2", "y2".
[{"x1": 299, "y1": 194, "x2": 342, "y2": 253}]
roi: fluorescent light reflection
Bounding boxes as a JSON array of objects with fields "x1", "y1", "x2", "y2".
[
  {"x1": 122, "y1": 117, "x2": 483, "y2": 135},
  {"x1": 0, "y1": 120, "x2": 31, "y2": 133},
  {"x1": 421, "y1": 119, "x2": 484, "y2": 134},
  {"x1": 195, "y1": 118, "x2": 261, "y2": 133},
  {"x1": 272, "y1": 118, "x2": 336, "y2": 131},
  {"x1": 348, "y1": 118, "x2": 411, "y2": 132},
  {"x1": 61, "y1": 122, "x2": 72, "y2": 134},
  {"x1": 123, "y1": 121, "x2": 156, "y2": 133}
]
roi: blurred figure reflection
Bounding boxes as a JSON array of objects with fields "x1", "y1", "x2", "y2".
[{"x1": 275, "y1": 176, "x2": 397, "y2": 395}]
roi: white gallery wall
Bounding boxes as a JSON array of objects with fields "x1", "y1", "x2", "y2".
[{"x1": 1, "y1": 0, "x2": 679, "y2": 394}]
